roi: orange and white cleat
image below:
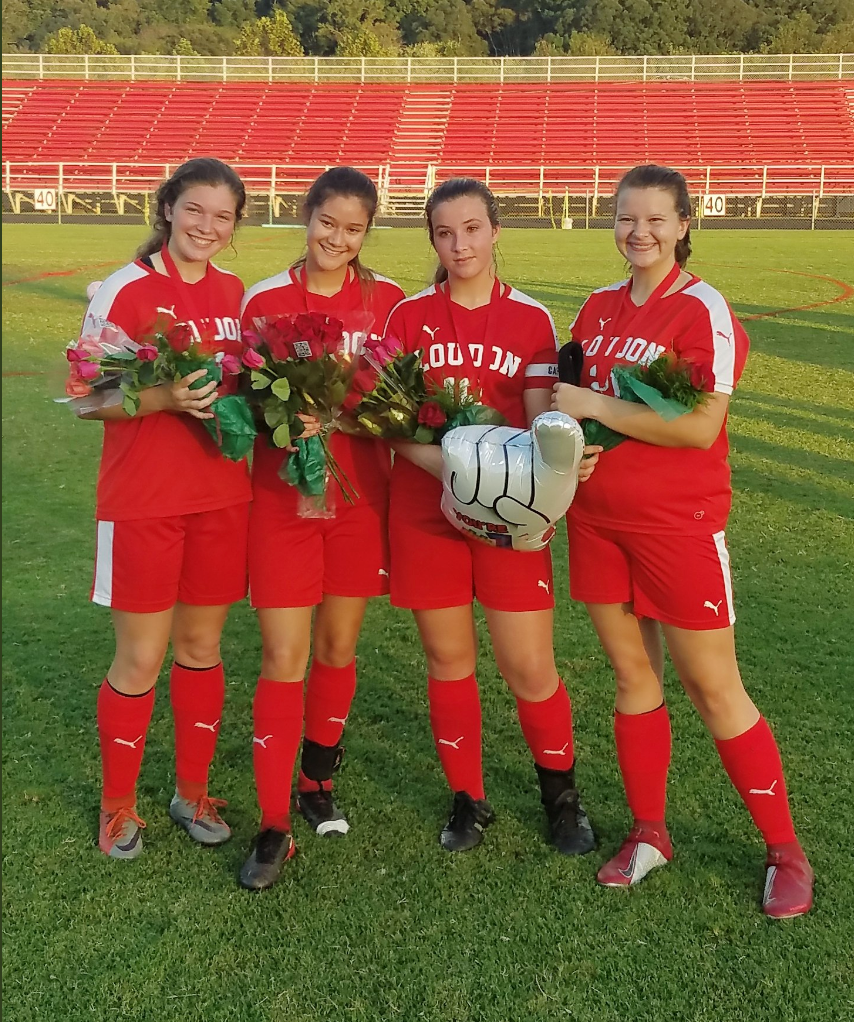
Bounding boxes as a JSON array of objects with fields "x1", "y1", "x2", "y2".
[{"x1": 99, "y1": 806, "x2": 146, "y2": 860}]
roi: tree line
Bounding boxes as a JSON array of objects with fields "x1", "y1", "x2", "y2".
[{"x1": 3, "y1": 0, "x2": 852, "y2": 58}]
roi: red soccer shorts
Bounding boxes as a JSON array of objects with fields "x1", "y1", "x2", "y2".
[
  {"x1": 567, "y1": 516, "x2": 736, "y2": 630},
  {"x1": 248, "y1": 493, "x2": 390, "y2": 608},
  {"x1": 91, "y1": 502, "x2": 250, "y2": 613},
  {"x1": 389, "y1": 503, "x2": 554, "y2": 612}
]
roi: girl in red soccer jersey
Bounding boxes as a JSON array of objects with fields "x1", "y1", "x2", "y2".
[
  {"x1": 76, "y1": 158, "x2": 250, "y2": 860},
  {"x1": 552, "y1": 164, "x2": 813, "y2": 918},
  {"x1": 386, "y1": 178, "x2": 600, "y2": 855},
  {"x1": 237, "y1": 167, "x2": 404, "y2": 889}
]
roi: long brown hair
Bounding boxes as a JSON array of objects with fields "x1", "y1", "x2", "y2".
[
  {"x1": 616, "y1": 164, "x2": 693, "y2": 268},
  {"x1": 293, "y1": 166, "x2": 379, "y2": 292},
  {"x1": 136, "y1": 158, "x2": 246, "y2": 260},
  {"x1": 424, "y1": 177, "x2": 500, "y2": 285}
]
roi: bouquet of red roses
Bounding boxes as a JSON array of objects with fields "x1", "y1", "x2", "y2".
[
  {"x1": 343, "y1": 336, "x2": 506, "y2": 443},
  {"x1": 63, "y1": 316, "x2": 256, "y2": 460},
  {"x1": 580, "y1": 349, "x2": 715, "y2": 451},
  {"x1": 242, "y1": 312, "x2": 364, "y2": 514}
]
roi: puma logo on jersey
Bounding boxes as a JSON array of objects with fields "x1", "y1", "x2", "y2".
[
  {"x1": 704, "y1": 600, "x2": 723, "y2": 615},
  {"x1": 542, "y1": 742, "x2": 570, "y2": 756},
  {"x1": 438, "y1": 736, "x2": 464, "y2": 750},
  {"x1": 538, "y1": 579, "x2": 551, "y2": 594},
  {"x1": 327, "y1": 716, "x2": 348, "y2": 726},
  {"x1": 422, "y1": 325, "x2": 440, "y2": 340},
  {"x1": 598, "y1": 317, "x2": 611, "y2": 331},
  {"x1": 194, "y1": 720, "x2": 220, "y2": 732},
  {"x1": 716, "y1": 329, "x2": 733, "y2": 344},
  {"x1": 113, "y1": 735, "x2": 143, "y2": 749},
  {"x1": 748, "y1": 780, "x2": 778, "y2": 796},
  {"x1": 156, "y1": 305, "x2": 177, "y2": 318},
  {"x1": 253, "y1": 734, "x2": 274, "y2": 749}
]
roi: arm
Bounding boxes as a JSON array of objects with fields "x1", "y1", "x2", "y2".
[
  {"x1": 551, "y1": 383, "x2": 729, "y2": 450},
  {"x1": 77, "y1": 370, "x2": 218, "y2": 422},
  {"x1": 390, "y1": 440, "x2": 444, "y2": 480}
]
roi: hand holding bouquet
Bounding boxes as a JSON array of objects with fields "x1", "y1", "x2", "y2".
[
  {"x1": 557, "y1": 342, "x2": 714, "y2": 450},
  {"x1": 242, "y1": 312, "x2": 363, "y2": 513},
  {"x1": 63, "y1": 316, "x2": 256, "y2": 461},
  {"x1": 344, "y1": 336, "x2": 506, "y2": 443}
]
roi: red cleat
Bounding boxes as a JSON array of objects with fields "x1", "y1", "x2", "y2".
[
  {"x1": 763, "y1": 846, "x2": 814, "y2": 919},
  {"x1": 597, "y1": 822, "x2": 673, "y2": 887}
]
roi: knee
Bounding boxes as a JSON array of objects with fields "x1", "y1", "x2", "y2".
[
  {"x1": 172, "y1": 630, "x2": 221, "y2": 670},
  {"x1": 682, "y1": 677, "x2": 745, "y2": 724},
  {"x1": 111, "y1": 648, "x2": 164, "y2": 694},
  {"x1": 261, "y1": 639, "x2": 310, "y2": 683},
  {"x1": 500, "y1": 658, "x2": 559, "y2": 702},
  {"x1": 612, "y1": 652, "x2": 661, "y2": 699},
  {"x1": 312, "y1": 635, "x2": 357, "y2": 669},
  {"x1": 423, "y1": 642, "x2": 474, "y2": 681}
]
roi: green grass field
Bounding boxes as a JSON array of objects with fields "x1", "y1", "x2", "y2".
[{"x1": 3, "y1": 224, "x2": 853, "y2": 1022}]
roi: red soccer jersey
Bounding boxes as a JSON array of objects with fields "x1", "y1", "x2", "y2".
[
  {"x1": 241, "y1": 267, "x2": 405, "y2": 506},
  {"x1": 385, "y1": 278, "x2": 559, "y2": 520},
  {"x1": 384, "y1": 279, "x2": 559, "y2": 429},
  {"x1": 568, "y1": 273, "x2": 750, "y2": 534},
  {"x1": 85, "y1": 259, "x2": 250, "y2": 522}
]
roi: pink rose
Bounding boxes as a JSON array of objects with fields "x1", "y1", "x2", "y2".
[
  {"x1": 66, "y1": 346, "x2": 87, "y2": 362},
  {"x1": 220, "y1": 353, "x2": 241, "y2": 374},
  {"x1": 242, "y1": 348, "x2": 265, "y2": 369},
  {"x1": 77, "y1": 360, "x2": 101, "y2": 380},
  {"x1": 136, "y1": 345, "x2": 158, "y2": 362}
]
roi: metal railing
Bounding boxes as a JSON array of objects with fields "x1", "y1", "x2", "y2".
[
  {"x1": 5, "y1": 161, "x2": 852, "y2": 199},
  {"x1": 3, "y1": 52, "x2": 853, "y2": 84}
]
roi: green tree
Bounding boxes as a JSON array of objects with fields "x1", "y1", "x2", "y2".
[
  {"x1": 44, "y1": 24, "x2": 120, "y2": 53},
  {"x1": 172, "y1": 35, "x2": 200, "y2": 53},
  {"x1": 336, "y1": 25, "x2": 394, "y2": 54},
  {"x1": 235, "y1": 7, "x2": 303, "y2": 53},
  {"x1": 762, "y1": 10, "x2": 818, "y2": 53},
  {"x1": 819, "y1": 18, "x2": 854, "y2": 51}
]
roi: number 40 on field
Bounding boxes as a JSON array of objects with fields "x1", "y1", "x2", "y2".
[{"x1": 34, "y1": 189, "x2": 56, "y2": 211}]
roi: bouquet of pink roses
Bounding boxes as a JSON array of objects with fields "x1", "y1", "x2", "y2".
[{"x1": 63, "y1": 316, "x2": 256, "y2": 460}]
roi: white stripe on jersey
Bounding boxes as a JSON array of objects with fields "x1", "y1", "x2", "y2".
[
  {"x1": 712, "y1": 530, "x2": 736, "y2": 625},
  {"x1": 568, "y1": 279, "x2": 627, "y2": 332},
  {"x1": 240, "y1": 269, "x2": 295, "y2": 315},
  {"x1": 85, "y1": 263, "x2": 149, "y2": 323},
  {"x1": 383, "y1": 284, "x2": 437, "y2": 335},
  {"x1": 506, "y1": 287, "x2": 559, "y2": 347},
  {"x1": 209, "y1": 261, "x2": 240, "y2": 279},
  {"x1": 682, "y1": 280, "x2": 737, "y2": 395},
  {"x1": 524, "y1": 362, "x2": 559, "y2": 379},
  {"x1": 92, "y1": 521, "x2": 115, "y2": 607}
]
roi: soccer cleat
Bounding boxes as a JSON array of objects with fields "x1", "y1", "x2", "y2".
[
  {"x1": 762, "y1": 846, "x2": 814, "y2": 919},
  {"x1": 535, "y1": 762, "x2": 597, "y2": 856},
  {"x1": 439, "y1": 791, "x2": 495, "y2": 852},
  {"x1": 99, "y1": 806, "x2": 146, "y2": 860},
  {"x1": 597, "y1": 822, "x2": 673, "y2": 887},
  {"x1": 295, "y1": 785, "x2": 350, "y2": 836},
  {"x1": 239, "y1": 829, "x2": 296, "y2": 891},
  {"x1": 169, "y1": 793, "x2": 231, "y2": 846}
]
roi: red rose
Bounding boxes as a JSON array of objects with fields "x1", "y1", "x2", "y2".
[
  {"x1": 417, "y1": 401, "x2": 447, "y2": 428},
  {"x1": 294, "y1": 312, "x2": 322, "y2": 342},
  {"x1": 689, "y1": 361, "x2": 715, "y2": 392},
  {"x1": 166, "y1": 323, "x2": 194, "y2": 353},
  {"x1": 320, "y1": 317, "x2": 344, "y2": 346},
  {"x1": 353, "y1": 368, "x2": 377, "y2": 395},
  {"x1": 341, "y1": 390, "x2": 363, "y2": 413},
  {"x1": 265, "y1": 334, "x2": 291, "y2": 362},
  {"x1": 136, "y1": 344, "x2": 158, "y2": 362}
]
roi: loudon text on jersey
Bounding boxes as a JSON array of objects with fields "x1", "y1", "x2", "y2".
[{"x1": 421, "y1": 341, "x2": 528, "y2": 378}]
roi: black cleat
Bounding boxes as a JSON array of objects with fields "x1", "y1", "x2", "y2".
[
  {"x1": 439, "y1": 791, "x2": 495, "y2": 852},
  {"x1": 295, "y1": 786, "x2": 349, "y2": 836},
  {"x1": 239, "y1": 828, "x2": 295, "y2": 890},
  {"x1": 536, "y1": 762, "x2": 596, "y2": 856}
]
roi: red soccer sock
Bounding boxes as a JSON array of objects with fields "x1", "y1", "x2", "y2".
[
  {"x1": 614, "y1": 704, "x2": 672, "y2": 824},
  {"x1": 253, "y1": 677, "x2": 304, "y2": 832},
  {"x1": 170, "y1": 661, "x2": 225, "y2": 803},
  {"x1": 303, "y1": 659, "x2": 357, "y2": 748},
  {"x1": 428, "y1": 674, "x2": 484, "y2": 800},
  {"x1": 715, "y1": 716, "x2": 798, "y2": 848},
  {"x1": 516, "y1": 681, "x2": 575, "y2": 771},
  {"x1": 97, "y1": 678, "x2": 156, "y2": 813}
]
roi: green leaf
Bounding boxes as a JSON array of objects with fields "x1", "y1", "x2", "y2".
[
  {"x1": 251, "y1": 370, "x2": 270, "y2": 390},
  {"x1": 122, "y1": 394, "x2": 139, "y2": 416},
  {"x1": 270, "y1": 377, "x2": 291, "y2": 400},
  {"x1": 272, "y1": 423, "x2": 291, "y2": 448},
  {"x1": 414, "y1": 425, "x2": 434, "y2": 444},
  {"x1": 264, "y1": 405, "x2": 286, "y2": 429}
]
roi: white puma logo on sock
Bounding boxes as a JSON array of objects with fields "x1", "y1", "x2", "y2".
[
  {"x1": 538, "y1": 580, "x2": 551, "y2": 594},
  {"x1": 253, "y1": 734, "x2": 273, "y2": 749},
  {"x1": 113, "y1": 735, "x2": 143, "y2": 749},
  {"x1": 438, "y1": 736, "x2": 464, "y2": 750},
  {"x1": 704, "y1": 600, "x2": 723, "y2": 615},
  {"x1": 327, "y1": 716, "x2": 347, "y2": 725},
  {"x1": 543, "y1": 742, "x2": 570, "y2": 756},
  {"x1": 749, "y1": 780, "x2": 778, "y2": 796},
  {"x1": 194, "y1": 719, "x2": 220, "y2": 732},
  {"x1": 378, "y1": 568, "x2": 389, "y2": 576}
]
